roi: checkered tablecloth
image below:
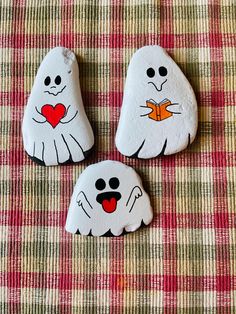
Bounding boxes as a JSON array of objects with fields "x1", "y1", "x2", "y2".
[{"x1": 0, "y1": 0, "x2": 235, "y2": 312}]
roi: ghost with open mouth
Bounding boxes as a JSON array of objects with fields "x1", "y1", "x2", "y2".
[
  {"x1": 22, "y1": 47, "x2": 94, "y2": 166},
  {"x1": 65, "y1": 160, "x2": 153, "y2": 237},
  {"x1": 115, "y1": 45, "x2": 198, "y2": 158}
]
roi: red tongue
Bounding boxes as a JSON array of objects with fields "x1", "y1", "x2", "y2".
[{"x1": 102, "y1": 197, "x2": 117, "y2": 213}]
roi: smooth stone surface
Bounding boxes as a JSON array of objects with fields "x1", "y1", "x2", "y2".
[
  {"x1": 22, "y1": 47, "x2": 94, "y2": 166},
  {"x1": 65, "y1": 160, "x2": 153, "y2": 237},
  {"x1": 115, "y1": 45, "x2": 198, "y2": 158}
]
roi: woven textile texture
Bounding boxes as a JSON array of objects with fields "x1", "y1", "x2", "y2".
[{"x1": 0, "y1": 0, "x2": 235, "y2": 313}]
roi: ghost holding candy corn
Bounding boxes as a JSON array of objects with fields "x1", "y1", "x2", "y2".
[{"x1": 22, "y1": 47, "x2": 94, "y2": 166}]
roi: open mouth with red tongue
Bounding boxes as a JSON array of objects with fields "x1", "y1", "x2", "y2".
[{"x1": 96, "y1": 191, "x2": 121, "y2": 213}]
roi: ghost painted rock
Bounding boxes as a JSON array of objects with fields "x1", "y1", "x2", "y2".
[
  {"x1": 65, "y1": 160, "x2": 153, "y2": 237},
  {"x1": 22, "y1": 47, "x2": 94, "y2": 166},
  {"x1": 115, "y1": 45, "x2": 198, "y2": 158}
]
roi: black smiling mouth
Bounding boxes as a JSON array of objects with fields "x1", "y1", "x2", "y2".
[
  {"x1": 148, "y1": 79, "x2": 167, "y2": 92},
  {"x1": 96, "y1": 191, "x2": 121, "y2": 204},
  {"x1": 44, "y1": 85, "x2": 66, "y2": 96}
]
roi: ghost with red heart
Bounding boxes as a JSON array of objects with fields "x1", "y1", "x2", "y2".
[
  {"x1": 65, "y1": 160, "x2": 153, "y2": 237},
  {"x1": 22, "y1": 47, "x2": 94, "y2": 166},
  {"x1": 41, "y1": 103, "x2": 66, "y2": 128}
]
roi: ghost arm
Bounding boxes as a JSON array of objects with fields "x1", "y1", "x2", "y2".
[
  {"x1": 32, "y1": 106, "x2": 47, "y2": 123},
  {"x1": 60, "y1": 105, "x2": 78, "y2": 124},
  {"x1": 76, "y1": 191, "x2": 93, "y2": 218},
  {"x1": 126, "y1": 186, "x2": 143, "y2": 213},
  {"x1": 139, "y1": 106, "x2": 154, "y2": 117},
  {"x1": 65, "y1": 191, "x2": 92, "y2": 234},
  {"x1": 165, "y1": 103, "x2": 183, "y2": 114}
]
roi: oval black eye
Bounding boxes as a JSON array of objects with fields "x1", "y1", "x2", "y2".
[
  {"x1": 109, "y1": 177, "x2": 120, "y2": 189},
  {"x1": 55, "y1": 75, "x2": 61, "y2": 85},
  {"x1": 44, "y1": 76, "x2": 51, "y2": 86},
  {"x1": 158, "y1": 66, "x2": 167, "y2": 76},
  {"x1": 95, "y1": 178, "x2": 106, "y2": 191},
  {"x1": 146, "y1": 67, "x2": 155, "y2": 78}
]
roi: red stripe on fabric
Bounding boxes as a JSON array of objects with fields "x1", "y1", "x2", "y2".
[
  {"x1": 1, "y1": 91, "x2": 235, "y2": 109},
  {"x1": 211, "y1": 91, "x2": 226, "y2": 107},
  {"x1": 108, "y1": 92, "x2": 123, "y2": 107},
  {"x1": 160, "y1": 2, "x2": 174, "y2": 49},
  {"x1": 1, "y1": 33, "x2": 235, "y2": 49},
  {"x1": 160, "y1": 29, "x2": 178, "y2": 302},
  {"x1": 209, "y1": 1, "x2": 231, "y2": 308},
  {"x1": 216, "y1": 276, "x2": 232, "y2": 292},
  {"x1": 162, "y1": 212, "x2": 177, "y2": 228},
  {"x1": 214, "y1": 212, "x2": 229, "y2": 229},
  {"x1": 209, "y1": 33, "x2": 223, "y2": 48},
  {"x1": 3, "y1": 210, "x2": 236, "y2": 229},
  {"x1": 109, "y1": 2, "x2": 125, "y2": 311},
  {"x1": 59, "y1": 272, "x2": 73, "y2": 291},
  {"x1": 164, "y1": 275, "x2": 177, "y2": 292},
  {"x1": 0, "y1": 92, "x2": 27, "y2": 105},
  {"x1": 59, "y1": 164, "x2": 73, "y2": 313},
  {"x1": 7, "y1": 1, "x2": 26, "y2": 311},
  {"x1": 3, "y1": 272, "x2": 236, "y2": 291}
]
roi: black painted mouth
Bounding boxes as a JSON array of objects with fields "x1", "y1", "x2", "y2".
[
  {"x1": 148, "y1": 79, "x2": 167, "y2": 92},
  {"x1": 96, "y1": 191, "x2": 121, "y2": 213},
  {"x1": 96, "y1": 191, "x2": 121, "y2": 204},
  {"x1": 44, "y1": 85, "x2": 66, "y2": 96}
]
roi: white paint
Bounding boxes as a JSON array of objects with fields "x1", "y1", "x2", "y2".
[
  {"x1": 65, "y1": 160, "x2": 153, "y2": 237},
  {"x1": 115, "y1": 45, "x2": 198, "y2": 158},
  {"x1": 22, "y1": 47, "x2": 94, "y2": 166}
]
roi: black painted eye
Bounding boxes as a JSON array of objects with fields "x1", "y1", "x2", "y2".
[
  {"x1": 44, "y1": 76, "x2": 51, "y2": 86},
  {"x1": 158, "y1": 66, "x2": 167, "y2": 76},
  {"x1": 55, "y1": 75, "x2": 61, "y2": 85},
  {"x1": 109, "y1": 177, "x2": 120, "y2": 189},
  {"x1": 95, "y1": 178, "x2": 106, "y2": 191},
  {"x1": 146, "y1": 67, "x2": 155, "y2": 78}
]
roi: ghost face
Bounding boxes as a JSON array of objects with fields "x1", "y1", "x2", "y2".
[
  {"x1": 65, "y1": 161, "x2": 153, "y2": 237},
  {"x1": 22, "y1": 47, "x2": 94, "y2": 166},
  {"x1": 146, "y1": 65, "x2": 168, "y2": 92},
  {"x1": 95, "y1": 177, "x2": 121, "y2": 213},
  {"x1": 30, "y1": 49, "x2": 79, "y2": 129},
  {"x1": 43, "y1": 74, "x2": 66, "y2": 97},
  {"x1": 123, "y1": 47, "x2": 173, "y2": 103},
  {"x1": 115, "y1": 45, "x2": 198, "y2": 158},
  {"x1": 33, "y1": 71, "x2": 75, "y2": 129}
]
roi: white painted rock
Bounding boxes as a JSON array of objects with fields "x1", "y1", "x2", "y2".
[
  {"x1": 22, "y1": 47, "x2": 94, "y2": 166},
  {"x1": 115, "y1": 45, "x2": 198, "y2": 158},
  {"x1": 65, "y1": 160, "x2": 153, "y2": 237}
]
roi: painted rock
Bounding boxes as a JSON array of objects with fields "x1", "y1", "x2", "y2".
[
  {"x1": 115, "y1": 45, "x2": 198, "y2": 158},
  {"x1": 22, "y1": 47, "x2": 94, "y2": 166},
  {"x1": 65, "y1": 160, "x2": 153, "y2": 236}
]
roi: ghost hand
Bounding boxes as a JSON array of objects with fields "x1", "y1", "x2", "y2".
[
  {"x1": 166, "y1": 103, "x2": 182, "y2": 114},
  {"x1": 60, "y1": 105, "x2": 78, "y2": 124},
  {"x1": 32, "y1": 106, "x2": 47, "y2": 123},
  {"x1": 126, "y1": 186, "x2": 143, "y2": 213},
  {"x1": 139, "y1": 106, "x2": 154, "y2": 117},
  {"x1": 76, "y1": 191, "x2": 93, "y2": 219}
]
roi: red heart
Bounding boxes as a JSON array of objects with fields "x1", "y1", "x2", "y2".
[
  {"x1": 41, "y1": 103, "x2": 66, "y2": 128},
  {"x1": 102, "y1": 197, "x2": 117, "y2": 213}
]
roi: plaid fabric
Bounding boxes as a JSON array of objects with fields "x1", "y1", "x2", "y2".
[{"x1": 0, "y1": 0, "x2": 235, "y2": 312}]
